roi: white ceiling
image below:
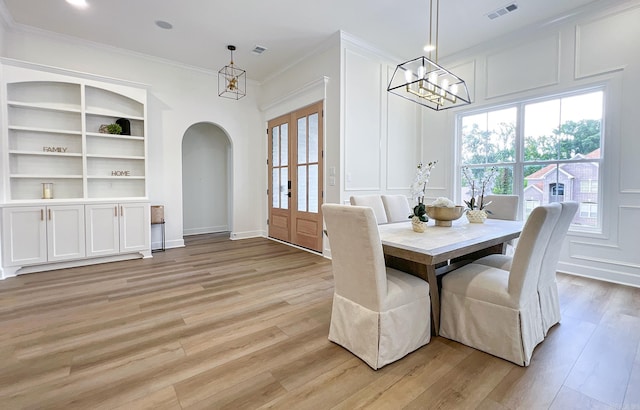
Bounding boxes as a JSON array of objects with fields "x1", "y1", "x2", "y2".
[{"x1": 0, "y1": 0, "x2": 617, "y2": 83}]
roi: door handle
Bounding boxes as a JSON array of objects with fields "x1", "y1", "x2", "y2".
[{"x1": 48, "y1": 209, "x2": 51, "y2": 220}]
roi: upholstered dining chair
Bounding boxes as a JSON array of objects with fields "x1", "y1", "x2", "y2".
[
  {"x1": 349, "y1": 195, "x2": 388, "y2": 224},
  {"x1": 474, "y1": 201, "x2": 578, "y2": 336},
  {"x1": 483, "y1": 194, "x2": 520, "y2": 254},
  {"x1": 484, "y1": 194, "x2": 519, "y2": 220},
  {"x1": 322, "y1": 203, "x2": 431, "y2": 370},
  {"x1": 381, "y1": 194, "x2": 412, "y2": 223},
  {"x1": 439, "y1": 203, "x2": 562, "y2": 366}
]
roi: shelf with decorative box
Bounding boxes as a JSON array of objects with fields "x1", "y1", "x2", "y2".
[{"x1": 0, "y1": 58, "x2": 151, "y2": 279}]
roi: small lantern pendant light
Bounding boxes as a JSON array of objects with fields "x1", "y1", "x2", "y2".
[{"x1": 218, "y1": 45, "x2": 247, "y2": 100}]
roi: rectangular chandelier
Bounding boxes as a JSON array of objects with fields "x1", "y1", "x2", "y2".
[
  {"x1": 387, "y1": 56, "x2": 470, "y2": 111},
  {"x1": 218, "y1": 45, "x2": 246, "y2": 100}
]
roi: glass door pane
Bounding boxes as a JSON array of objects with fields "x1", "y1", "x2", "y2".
[
  {"x1": 296, "y1": 113, "x2": 319, "y2": 213},
  {"x1": 272, "y1": 123, "x2": 288, "y2": 210}
]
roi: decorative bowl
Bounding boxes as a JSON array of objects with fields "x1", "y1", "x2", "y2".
[{"x1": 425, "y1": 205, "x2": 466, "y2": 227}]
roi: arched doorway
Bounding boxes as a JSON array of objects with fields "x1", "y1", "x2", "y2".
[{"x1": 181, "y1": 122, "x2": 232, "y2": 236}]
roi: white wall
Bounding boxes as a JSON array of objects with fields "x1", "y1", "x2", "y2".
[
  {"x1": 264, "y1": 31, "x2": 426, "y2": 207},
  {"x1": 425, "y1": 1, "x2": 640, "y2": 287},
  {"x1": 182, "y1": 122, "x2": 230, "y2": 236},
  {"x1": 0, "y1": 14, "x2": 5, "y2": 56},
  {"x1": 1, "y1": 28, "x2": 266, "y2": 248},
  {"x1": 260, "y1": 33, "x2": 341, "y2": 207},
  {"x1": 260, "y1": 32, "x2": 424, "y2": 256},
  {"x1": 340, "y1": 34, "x2": 423, "y2": 204}
]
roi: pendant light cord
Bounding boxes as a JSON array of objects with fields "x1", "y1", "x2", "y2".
[{"x1": 428, "y1": 0, "x2": 440, "y2": 63}]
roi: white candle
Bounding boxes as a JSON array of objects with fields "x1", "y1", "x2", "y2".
[{"x1": 42, "y1": 183, "x2": 53, "y2": 199}]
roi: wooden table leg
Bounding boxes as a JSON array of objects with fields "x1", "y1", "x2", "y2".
[{"x1": 424, "y1": 264, "x2": 439, "y2": 336}]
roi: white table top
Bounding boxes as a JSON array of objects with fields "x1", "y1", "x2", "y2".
[{"x1": 378, "y1": 218, "x2": 523, "y2": 260}]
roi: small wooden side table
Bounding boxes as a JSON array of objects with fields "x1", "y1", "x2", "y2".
[{"x1": 151, "y1": 205, "x2": 165, "y2": 252}]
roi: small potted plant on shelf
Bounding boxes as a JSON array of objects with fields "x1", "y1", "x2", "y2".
[
  {"x1": 409, "y1": 160, "x2": 437, "y2": 232},
  {"x1": 462, "y1": 166, "x2": 497, "y2": 223},
  {"x1": 99, "y1": 123, "x2": 123, "y2": 135},
  {"x1": 106, "y1": 123, "x2": 123, "y2": 135}
]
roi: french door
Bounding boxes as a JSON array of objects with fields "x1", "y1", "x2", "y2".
[{"x1": 268, "y1": 101, "x2": 323, "y2": 252}]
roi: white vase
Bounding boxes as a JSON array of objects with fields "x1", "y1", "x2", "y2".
[
  {"x1": 466, "y1": 209, "x2": 487, "y2": 223},
  {"x1": 411, "y1": 216, "x2": 427, "y2": 232}
]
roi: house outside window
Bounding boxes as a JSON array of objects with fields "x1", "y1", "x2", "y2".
[
  {"x1": 549, "y1": 183, "x2": 565, "y2": 202},
  {"x1": 580, "y1": 179, "x2": 598, "y2": 193},
  {"x1": 580, "y1": 202, "x2": 598, "y2": 218},
  {"x1": 525, "y1": 199, "x2": 540, "y2": 214},
  {"x1": 458, "y1": 89, "x2": 603, "y2": 229}
]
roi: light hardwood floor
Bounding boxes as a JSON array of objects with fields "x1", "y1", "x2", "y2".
[{"x1": 0, "y1": 234, "x2": 639, "y2": 409}]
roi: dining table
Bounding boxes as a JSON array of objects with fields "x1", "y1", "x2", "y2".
[{"x1": 378, "y1": 217, "x2": 523, "y2": 336}]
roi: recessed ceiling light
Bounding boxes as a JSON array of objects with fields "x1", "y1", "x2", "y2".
[
  {"x1": 423, "y1": 44, "x2": 436, "y2": 53},
  {"x1": 155, "y1": 20, "x2": 173, "y2": 30},
  {"x1": 66, "y1": 0, "x2": 88, "y2": 8}
]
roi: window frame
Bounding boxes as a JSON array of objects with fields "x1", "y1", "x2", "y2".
[{"x1": 456, "y1": 86, "x2": 605, "y2": 232}]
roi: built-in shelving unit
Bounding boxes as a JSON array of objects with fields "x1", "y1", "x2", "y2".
[
  {"x1": 1, "y1": 59, "x2": 151, "y2": 279},
  {"x1": 2, "y1": 62, "x2": 148, "y2": 202}
]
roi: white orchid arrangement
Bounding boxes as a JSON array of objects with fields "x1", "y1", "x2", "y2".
[
  {"x1": 409, "y1": 161, "x2": 437, "y2": 222},
  {"x1": 462, "y1": 166, "x2": 497, "y2": 212}
]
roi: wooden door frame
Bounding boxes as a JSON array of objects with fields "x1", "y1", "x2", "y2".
[
  {"x1": 267, "y1": 113, "x2": 293, "y2": 244},
  {"x1": 267, "y1": 101, "x2": 324, "y2": 252}
]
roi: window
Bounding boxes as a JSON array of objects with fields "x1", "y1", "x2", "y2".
[
  {"x1": 459, "y1": 89, "x2": 603, "y2": 230},
  {"x1": 524, "y1": 199, "x2": 540, "y2": 217},
  {"x1": 580, "y1": 202, "x2": 598, "y2": 218},
  {"x1": 580, "y1": 179, "x2": 598, "y2": 193},
  {"x1": 549, "y1": 183, "x2": 564, "y2": 202}
]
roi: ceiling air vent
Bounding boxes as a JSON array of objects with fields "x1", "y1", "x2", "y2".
[
  {"x1": 487, "y1": 3, "x2": 518, "y2": 20},
  {"x1": 252, "y1": 45, "x2": 267, "y2": 55}
]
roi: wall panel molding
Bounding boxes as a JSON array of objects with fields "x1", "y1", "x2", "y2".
[
  {"x1": 575, "y1": 7, "x2": 640, "y2": 79},
  {"x1": 557, "y1": 262, "x2": 640, "y2": 288},
  {"x1": 486, "y1": 33, "x2": 560, "y2": 99},
  {"x1": 385, "y1": 65, "x2": 418, "y2": 191},
  {"x1": 569, "y1": 255, "x2": 640, "y2": 270},
  {"x1": 447, "y1": 60, "x2": 477, "y2": 103},
  {"x1": 343, "y1": 48, "x2": 382, "y2": 191}
]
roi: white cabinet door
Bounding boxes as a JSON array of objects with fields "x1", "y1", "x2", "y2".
[
  {"x1": 119, "y1": 203, "x2": 150, "y2": 253},
  {"x1": 1, "y1": 206, "x2": 47, "y2": 266},
  {"x1": 86, "y1": 202, "x2": 149, "y2": 255},
  {"x1": 46, "y1": 205, "x2": 85, "y2": 262},
  {"x1": 85, "y1": 204, "x2": 120, "y2": 257}
]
